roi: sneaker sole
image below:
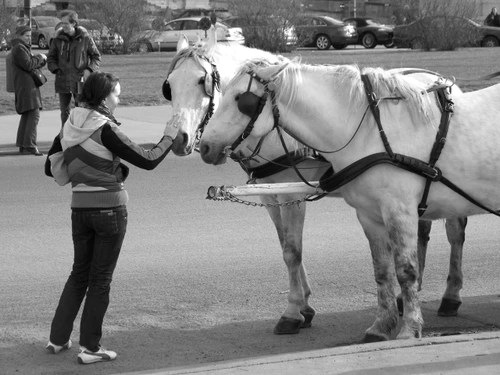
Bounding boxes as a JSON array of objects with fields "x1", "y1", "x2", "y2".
[{"x1": 77, "y1": 353, "x2": 116, "y2": 364}]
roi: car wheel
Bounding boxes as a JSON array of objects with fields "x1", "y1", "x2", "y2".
[
  {"x1": 38, "y1": 36, "x2": 48, "y2": 49},
  {"x1": 138, "y1": 41, "x2": 152, "y2": 53},
  {"x1": 481, "y1": 36, "x2": 499, "y2": 47},
  {"x1": 315, "y1": 35, "x2": 331, "y2": 50},
  {"x1": 361, "y1": 33, "x2": 377, "y2": 49},
  {"x1": 332, "y1": 44, "x2": 347, "y2": 50},
  {"x1": 384, "y1": 40, "x2": 395, "y2": 48}
]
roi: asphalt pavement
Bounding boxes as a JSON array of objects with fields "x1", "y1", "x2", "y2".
[{"x1": 1, "y1": 107, "x2": 500, "y2": 374}]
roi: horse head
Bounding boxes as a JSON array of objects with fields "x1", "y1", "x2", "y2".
[
  {"x1": 164, "y1": 28, "x2": 221, "y2": 156},
  {"x1": 199, "y1": 60, "x2": 290, "y2": 165}
]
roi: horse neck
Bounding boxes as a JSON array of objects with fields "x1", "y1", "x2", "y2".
[{"x1": 275, "y1": 67, "x2": 378, "y2": 169}]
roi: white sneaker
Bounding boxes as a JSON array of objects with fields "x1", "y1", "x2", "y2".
[
  {"x1": 77, "y1": 346, "x2": 117, "y2": 364},
  {"x1": 46, "y1": 339, "x2": 72, "y2": 354}
]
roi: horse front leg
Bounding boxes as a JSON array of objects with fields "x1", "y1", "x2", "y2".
[
  {"x1": 438, "y1": 217, "x2": 467, "y2": 316},
  {"x1": 261, "y1": 196, "x2": 313, "y2": 334},
  {"x1": 357, "y1": 212, "x2": 399, "y2": 342},
  {"x1": 397, "y1": 219, "x2": 431, "y2": 316},
  {"x1": 390, "y1": 211, "x2": 423, "y2": 340}
]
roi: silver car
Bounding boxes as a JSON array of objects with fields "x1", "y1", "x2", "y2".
[{"x1": 133, "y1": 17, "x2": 245, "y2": 52}]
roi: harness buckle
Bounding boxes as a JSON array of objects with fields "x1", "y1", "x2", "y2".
[
  {"x1": 444, "y1": 100, "x2": 454, "y2": 112},
  {"x1": 423, "y1": 166, "x2": 441, "y2": 181}
]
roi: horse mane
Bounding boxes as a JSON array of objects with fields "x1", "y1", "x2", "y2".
[
  {"x1": 239, "y1": 59, "x2": 435, "y2": 125},
  {"x1": 167, "y1": 41, "x2": 283, "y2": 91}
]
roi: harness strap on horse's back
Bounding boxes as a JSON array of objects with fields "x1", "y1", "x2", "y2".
[{"x1": 317, "y1": 152, "x2": 500, "y2": 217}]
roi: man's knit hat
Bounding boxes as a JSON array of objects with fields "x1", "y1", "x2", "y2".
[{"x1": 16, "y1": 25, "x2": 31, "y2": 36}]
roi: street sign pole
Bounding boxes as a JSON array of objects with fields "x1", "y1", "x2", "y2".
[{"x1": 24, "y1": 0, "x2": 31, "y2": 26}]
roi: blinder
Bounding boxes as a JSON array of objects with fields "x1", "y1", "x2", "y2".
[
  {"x1": 162, "y1": 79, "x2": 172, "y2": 101},
  {"x1": 237, "y1": 91, "x2": 263, "y2": 118}
]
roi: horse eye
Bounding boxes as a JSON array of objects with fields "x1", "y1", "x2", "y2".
[
  {"x1": 235, "y1": 94, "x2": 240, "y2": 101},
  {"x1": 198, "y1": 77, "x2": 205, "y2": 84}
]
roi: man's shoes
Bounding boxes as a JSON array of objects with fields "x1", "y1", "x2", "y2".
[
  {"x1": 77, "y1": 346, "x2": 117, "y2": 364},
  {"x1": 20, "y1": 147, "x2": 43, "y2": 156},
  {"x1": 46, "y1": 339, "x2": 72, "y2": 354},
  {"x1": 26, "y1": 147, "x2": 43, "y2": 156}
]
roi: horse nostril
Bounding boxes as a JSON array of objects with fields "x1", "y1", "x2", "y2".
[{"x1": 182, "y1": 132, "x2": 189, "y2": 145}]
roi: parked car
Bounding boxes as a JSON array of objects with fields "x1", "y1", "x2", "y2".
[
  {"x1": 295, "y1": 15, "x2": 357, "y2": 50},
  {"x1": 223, "y1": 15, "x2": 297, "y2": 47},
  {"x1": 343, "y1": 17, "x2": 394, "y2": 48},
  {"x1": 174, "y1": 8, "x2": 232, "y2": 20},
  {"x1": 16, "y1": 16, "x2": 60, "y2": 49},
  {"x1": 132, "y1": 17, "x2": 244, "y2": 52},
  {"x1": 393, "y1": 16, "x2": 498, "y2": 49}
]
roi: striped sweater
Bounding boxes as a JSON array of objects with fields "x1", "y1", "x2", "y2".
[{"x1": 45, "y1": 108, "x2": 173, "y2": 208}]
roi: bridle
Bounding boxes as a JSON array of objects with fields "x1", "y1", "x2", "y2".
[{"x1": 162, "y1": 55, "x2": 221, "y2": 141}]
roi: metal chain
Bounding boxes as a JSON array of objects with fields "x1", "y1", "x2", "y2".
[{"x1": 209, "y1": 190, "x2": 312, "y2": 208}]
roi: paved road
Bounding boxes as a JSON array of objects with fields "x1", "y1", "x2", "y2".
[{"x1": 1, "y1": 143, "x2": 500, "y2": 374}]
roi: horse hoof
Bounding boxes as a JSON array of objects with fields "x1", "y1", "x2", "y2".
[
  {"x1": 274, "y1": 316, "x2": 302, "y2": 335},
  {"x1": 300, "y1": 308, "x2": 316, "y2": 328},
  {"x1": 397, "y1": 295, "x2": 404, "y2": 316},
  {"x1": 363, "y1": 332, "x2": 389, "y2": 343},
  {"x1": 438, "y1": 298, "x2": 462, "y2": 317}
]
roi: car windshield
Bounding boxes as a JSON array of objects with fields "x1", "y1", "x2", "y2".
[
  {"x1": 322, "y1": 16, "x2": 344, "y2": 25},
  {"x1": 365, "y1": 19, "x2": 381, "y2": 26}
]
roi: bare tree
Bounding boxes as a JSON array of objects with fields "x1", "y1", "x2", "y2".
[
  {"x1": 74, "y1": 0, "x2": 148, "y2": 54},
  {"x1": 397, "y1": 0, "x2": 481, "y2": 51},
  {"x1": 229, "y1": 0, "x2": 305, "y2": 52},
  {"x1": 0, "y1": 3, "x2": 17, "y2": 49}
]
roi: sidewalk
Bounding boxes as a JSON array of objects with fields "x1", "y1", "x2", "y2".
[
  {"x1": 117, "y1": 332, "x2": 500, "y2": 375},
  {"x1": 2, "y1": 107, "x2": 500, "y2": 374},
  {"x1": 0, "y1": 105, "x2": 173, "y2": 155}
]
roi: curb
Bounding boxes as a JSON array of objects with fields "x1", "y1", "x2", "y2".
[{"x1": 114, "y1": 331, "x2": 500, "y2": 375}]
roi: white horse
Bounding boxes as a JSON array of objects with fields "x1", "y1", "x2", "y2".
[
  {"x1": 166, "y1": 30, "x2": 468, "y2": 335},
  {"x1": 198, "y1": 58, "x2": 500, "y2": 341}
]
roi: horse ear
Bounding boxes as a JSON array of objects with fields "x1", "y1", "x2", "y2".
[
  {"x1": 177, "y1": 33, "x2": 190, "y2": 52},
  {"x1": 259, "y1": 62, "x2": 290, "y2": 81},
  {"x1": 203, "y1": 26, "x2": 217, "y2": 54}
]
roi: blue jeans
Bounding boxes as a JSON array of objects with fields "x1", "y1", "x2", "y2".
[{"x1": 49, "y1": 206, "x2": 127, "y2": 351}]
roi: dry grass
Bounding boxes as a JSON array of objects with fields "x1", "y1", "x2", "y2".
[{"x1": 1, "y1": 47, "x2": 499, "y2": 116}]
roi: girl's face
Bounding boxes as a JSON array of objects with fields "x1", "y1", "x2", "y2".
[{"x1": 105, "y1": 82, "x2": 121, "y2": 114}]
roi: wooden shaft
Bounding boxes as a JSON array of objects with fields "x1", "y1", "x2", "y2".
[{"x1": 207, "y1": 182, "x2": 327, "y2": 198}]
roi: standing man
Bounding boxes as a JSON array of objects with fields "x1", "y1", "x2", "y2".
[{"x1": 47, "y1": 10, "x2": 101, "y2": 126}]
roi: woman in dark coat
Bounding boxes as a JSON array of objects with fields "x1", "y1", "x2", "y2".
[{"x1": 11, "y1": 24, "x2": 47, "y2": 155}]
